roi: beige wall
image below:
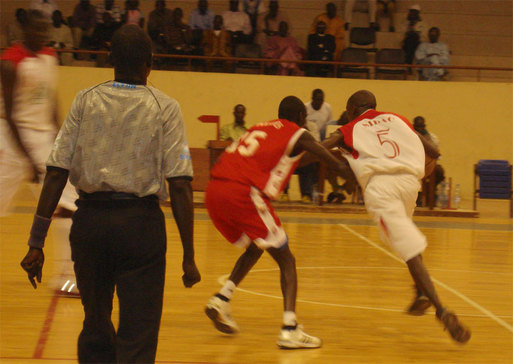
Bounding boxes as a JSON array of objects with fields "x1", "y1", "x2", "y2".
[{"x1": 56, "y1": 66, "x2": 513, "y2": 204}]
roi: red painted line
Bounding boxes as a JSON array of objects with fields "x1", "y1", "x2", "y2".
[
  {"x1": 32, "y1": 293, "x2": 60, "y2": 359},
  {"x1": 2, "y1": 357, "x2": 239, "y2": 364}
]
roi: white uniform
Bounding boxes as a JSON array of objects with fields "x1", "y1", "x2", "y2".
[
  {"x1": 339, "y1": 109, "x2": 426, "y2": 261},
  {"x1": 0, "y1": 44, "x2": 77, "y2": 216}
]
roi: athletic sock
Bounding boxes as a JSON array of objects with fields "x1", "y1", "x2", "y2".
[
  {"x1": 218, "y1": 280, "x2": 236, "y2": 301},
  {"x1": 282, "y1": 311, "x2": 297, "y2": 328}
]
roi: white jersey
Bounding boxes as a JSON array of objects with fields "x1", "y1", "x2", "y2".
[
  {"x1": 338, "y1": 109, "x2": 425, "y2": 189},
  {"x1": 0, "y1": 44, "x2": 58, "y2": 132}
]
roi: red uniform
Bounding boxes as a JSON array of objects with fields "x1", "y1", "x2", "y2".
[{"x1": 206, "y1": 119, "x2": 305, "y2": 249}]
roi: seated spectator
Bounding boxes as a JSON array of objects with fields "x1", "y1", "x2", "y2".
[
  {"x1": 222, "y1": 0, "x2": 252, "y2": 47},
  {"x1": 189, "y1": 0, "x2": 215, "y2": 46},
  {"x1": 264, "y1": 21, "x2": 303, "y2": 76},
  {"x1": 48, "y1": 10, "x2": 74, "y2": 65},
  {"x1": 310, "y1": 2, "x2": 345, "y2": 60},
  {"x1": 413, "y1": 116, "x2": 445, "y2": 203},
  {"x1": 255, "y1": 0, "x2": 289, "y2": 47},
  {"x1": 96, "y1": 0, "x2": 121, "y2": 25},
  {"x1": 239, "y1": 0, "x2": 265, "y2": 35},
  {"x1": 122, "y1": 0, "x2": 144, "y2": 28},
  {"x1": 377, "y1": 0, "x2": 396, "y2": 32},
  {"x1": 147, "y1": 0, "x2": 173, "y2": 54},
  {"x1": 165, "y1": 8, "x2": 194, "y2": 54},
  {"x1": 71, "y1": 0, "x2": 96, "y2": 54},
  {"x1": 306, "y1": 20, "x2": 335, "y2": 77},
  {"x1": 29, "y1": 0, "x2": 58, "y2": 19},
  {"x1": 202, "y1": 15, "x2": 233, "y2": 71},
  {"x1": 344, "y1": 0, "x2": 378, "y2": 30},
  {"x1": 220, "y1": 104, "x2": 248, "y2": 141},
  {"x1": 91, "y1": 12, "x2": 120, "y2": 66},
  {"x1": 399, "y1": 4, "x2": 427, "y2": 65},
  {"x1": 7, "y1": 8, "x2": 27, "y2": 46},
  {"x1": 415, "y1": 27, "x2": 450, "y2": 81}
]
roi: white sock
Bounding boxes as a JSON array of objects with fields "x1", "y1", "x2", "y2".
[
  {"x1": 283, "y1": 311, "x2": 297, "y2": 327},
  {"x1": 219, "y1": 280, "x2": 236, "y2": 300}
]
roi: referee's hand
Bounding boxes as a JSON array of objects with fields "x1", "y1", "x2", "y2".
[
  {"x1": 182, "y1": 260, "x2": 201, "y2": 288},
  {"x1": 20, "y1": 247, "x2": 45, "y2": 289}
]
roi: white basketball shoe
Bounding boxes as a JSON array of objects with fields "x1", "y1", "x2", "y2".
[
  {"x1": 205, "y1": 296, "x2": 240, "y2": 334},
  {"x1": 277, "y1": 324, "x2": 322, "y2": 349}
]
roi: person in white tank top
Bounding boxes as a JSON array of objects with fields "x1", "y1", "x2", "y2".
[{"x1": 321, "y1": 90, "x2": 471, "y2": 344}]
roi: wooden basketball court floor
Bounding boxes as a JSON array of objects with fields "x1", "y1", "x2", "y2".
[{"x1": 0, "y1": 186, "x2": 512, "y2": 364}]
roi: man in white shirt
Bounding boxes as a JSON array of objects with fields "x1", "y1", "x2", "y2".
[
  {"x1": 222, "y1": 0, "x2": 252, "y2": 45},
  {"x1": 305, "y1": 88, "x2": 332, "y2": 141},
  {"x1": 415, "y1": 27, "x2": 450, "y2": 81}
]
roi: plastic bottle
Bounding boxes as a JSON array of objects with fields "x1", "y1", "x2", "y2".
[
  {"x1": 453, "y1": 184, "x2": 461, "y2": 209},
  {"x1": 438, "y1": 181, "x2": 448, "y2": 209}
]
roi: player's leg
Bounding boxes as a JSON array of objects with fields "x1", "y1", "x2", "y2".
[{"x1": 266, "y1": 244, "x2": 322, "y2": 349}]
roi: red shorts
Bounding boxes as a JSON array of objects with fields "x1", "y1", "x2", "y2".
[{"x1": 205, "y1": 179, "x2": 287, "y2": 249}]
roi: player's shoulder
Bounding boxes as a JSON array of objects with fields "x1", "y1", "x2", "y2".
[{"x1": 145, "y1": 85, "x2": 181, "y2": 110}]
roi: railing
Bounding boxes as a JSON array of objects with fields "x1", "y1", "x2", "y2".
[{"x1": 47, "y1": 49, "x2": 513, "y2": 82}]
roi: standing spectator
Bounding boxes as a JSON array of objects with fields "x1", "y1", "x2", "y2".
[
  {"x1": 0, "y1": 9, "x2": 77, "y2": 218},
  {"x1": 321, "y1": 90, "x2": 470, "y2": 344},
  {"x1": 29, "y1": 0, "x2": 58, "y2": 19},
  {"x1": 7, "y1": 8, "x2": 27, "y2": 46},
  {"x1": 205, "y1": 96, "x2": 351, "y2": 347},
  {"x1": 399, "y1": 4, "x2": 427, "y2": 65},
  {"x1": 377, "y1": 0, "x2": 396, "y2": 32},
  {"x1": 71, "y1": 0, "x2": 96, "y2": 51},
  {"x1": 310, "y1": 2, "x2": 345, "y2": 60},
  {"x1": 222, "y1": 0, "x2": 252, "y2": 46},
  {"x1": 220, "y1": 104, "x2": 248, "y2": 141},
  {"x1": 122, "y1": 0, "x2": 144, "y2": 28},
  {"x1": 264, "y1": 21, "x2": 303, "y2": 76},
  {"x1": 96, "y1": 0, "x2": 121, "y2": 25},
  {"x1": 147, "y1": 0, "x2": 173, "y2": 54},
  {"x1": 48, "y1": 10, "x2": 74, "y2": 65},
  {"x1": 255, "y1": 0, "x2": 289, "y2": 47},
  {"x1": 415, "y1": 27, "x2": 450, "y2": 81},
  {"x1": 202, "y1": 15, "x2": 233, "y2": 71},
  {"x1": 305, "y1": 88, "x2": 332, "y2": 140},
  {"x1": 306, "y1": 20, "x2": 335, "y2": 77},
  {"x1": 239, "y1": 0, "x2": 265, "y2": 35},
  {"x1": 344, "y1": 0, "x2": 378, "y2": 30},
  {"x1": 20, "y1": 25, "x2": 201, "y2": 363},
  {"x1": 189, "y1": 0, "x2": 216, "y2": 46}
]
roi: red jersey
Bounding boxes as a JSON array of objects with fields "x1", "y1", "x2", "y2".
[{"x1": 210, "y1": 119, "x2": 306, "y2": 199}]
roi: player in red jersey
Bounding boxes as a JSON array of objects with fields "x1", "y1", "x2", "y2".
[
  {"x1": 322, "y1": 90, "x2": 470, "y2": 344},
  {"x1": 205, "y1": 95, "x2": 354, "y2": 349}
]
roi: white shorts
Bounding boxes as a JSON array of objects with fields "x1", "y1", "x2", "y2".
[{"x1": 364, "y1": 174, "x2": 427, "y2": 262}]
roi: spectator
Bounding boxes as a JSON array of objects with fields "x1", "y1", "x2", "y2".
[
  {"x1": 306, "y1": 20, "x2": 335, "y2": 77},
  {"x1": 264, "y1": 21, "x2": 303, "y2": 76},
  {"x1": 310, "y1": 2, "x2": 345, "y2": 60},
  {"x1": 122, "y1": 0, "x2": 144, "y2": 28},
  {"x1": 306, "y1": 88, "x2": 332, "y2": 141},
  {"x1": 255, "y1": 0, "x2": 289, "y2": 47},
  {"x1": 71, "y1": 0, "x2": 96, "y2": 51},
  {"x1": 96, "y1": 0, "x2": 121, "y2": 25},
  {"x1": 377, "y1": 0, "x2": 396, "y2": 32},
  {"x1": 413, "y1": 116, "x2": 445, "y2": 189},
  {"x1": 222, "y1": 0, "x2": 252, "y2": 46},
  {"x1": 165, "y1": 8, "x2": 193, "y2": 55},
  {"x1": 399, "y1": 4, "x2": 427, "y2": 65},
  {"x1": 29, "y1": 0, "x2": 58, "y2": 19},
  {"x1": 325, "y1": 111, "x2": 350, "y2": 203},
  {"x1": 220, "y1": 104, "x2": 248, "y2": 141},
  {"x1": 415, "y1": 27, "x2": 450, "y2": 81},
  {"x1": 7, "y1": 8, "x2": 27, "y2": 46},
  {"x1": 239, "y1": 0, "x2": 266, "y2": 35},
  {"x1": 48, "y1": 10, "x2": 74, "y2": 65},
  {"x1": 344, "y1": 0, "x2": 378, "y2": 30},
  {"x1": 202, "y1": 15, "x2": 233, "y2": 71},
  {"x1": 91, "y1": 12, "x2": 120, "y2": 66},
  {"x1": 189, "y1": 0, "x2": 216, "y2": 46},
  {"x1": 147, "y1": 0, "x2": 173, "y2": 53}
]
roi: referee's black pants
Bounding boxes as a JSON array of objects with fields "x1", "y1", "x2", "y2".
[{"x1": 70, "y1": 198, "x2": 166, "y2": 364}]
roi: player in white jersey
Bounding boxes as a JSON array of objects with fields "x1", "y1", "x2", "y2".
[{"x1": 322, "y1": 90, "x2": 471, "y2": 344}]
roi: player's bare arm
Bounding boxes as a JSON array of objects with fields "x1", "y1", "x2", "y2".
[
  {"x1": 167, "y1": 176, "x2": 201, "y2": 288},
  {"x1": 20, "y1": 166, "x2": 69, "y2": 288},
  {"x1": 1, "y1": 60, "x2": 40, "y2": 180},
  {"x1": 415, "y1": 131, "x2": 440, "y2": 159}
]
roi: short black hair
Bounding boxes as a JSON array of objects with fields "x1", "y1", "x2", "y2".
[
  {"x1": 312, "y1": 88, "x2": 324, "y2": 97},
  {"x1": 24, "y1": 9, "x2": 48, "y2": 27},
  {"x1": 278, "y1": 96, "x2": 304, "y2": 121},
  {"x1": 111, "y1": 25, "x2": 152, "y2": 73}
]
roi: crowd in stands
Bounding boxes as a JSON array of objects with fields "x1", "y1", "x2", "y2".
[{"x1": 6, "y1": 0, "x2": 450, "y2": 80}]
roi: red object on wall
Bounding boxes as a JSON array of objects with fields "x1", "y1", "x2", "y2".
[{"x1": 198, "y1": 115, "x2": 221, "y2": 139}]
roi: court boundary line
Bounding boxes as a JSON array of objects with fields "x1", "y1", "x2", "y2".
[
  {"x1": 33, "y1": 293, "x2": 60, "y2": 359},
  {"x1": 339, "y1": 223, "x2": 513, "y2": 333}
]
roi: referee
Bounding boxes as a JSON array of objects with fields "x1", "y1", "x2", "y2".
[{"x1": 20, "y1": 25, "x2": 201, "y2": 363}]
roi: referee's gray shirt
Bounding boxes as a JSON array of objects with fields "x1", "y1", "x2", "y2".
[{"x1": 47, "y1": 81, "x2": 193, "y2": 200}]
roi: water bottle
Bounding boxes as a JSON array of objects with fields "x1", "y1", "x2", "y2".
[
  {"x1": 312, "y1": 184, "x2": 320, "y2": 205},
  {"x1": 452, "y1": 184, "x2": 461, "y2": 209},
  {"x1": 437, "y1": 181, "x2": 448, "y2": 209}
]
